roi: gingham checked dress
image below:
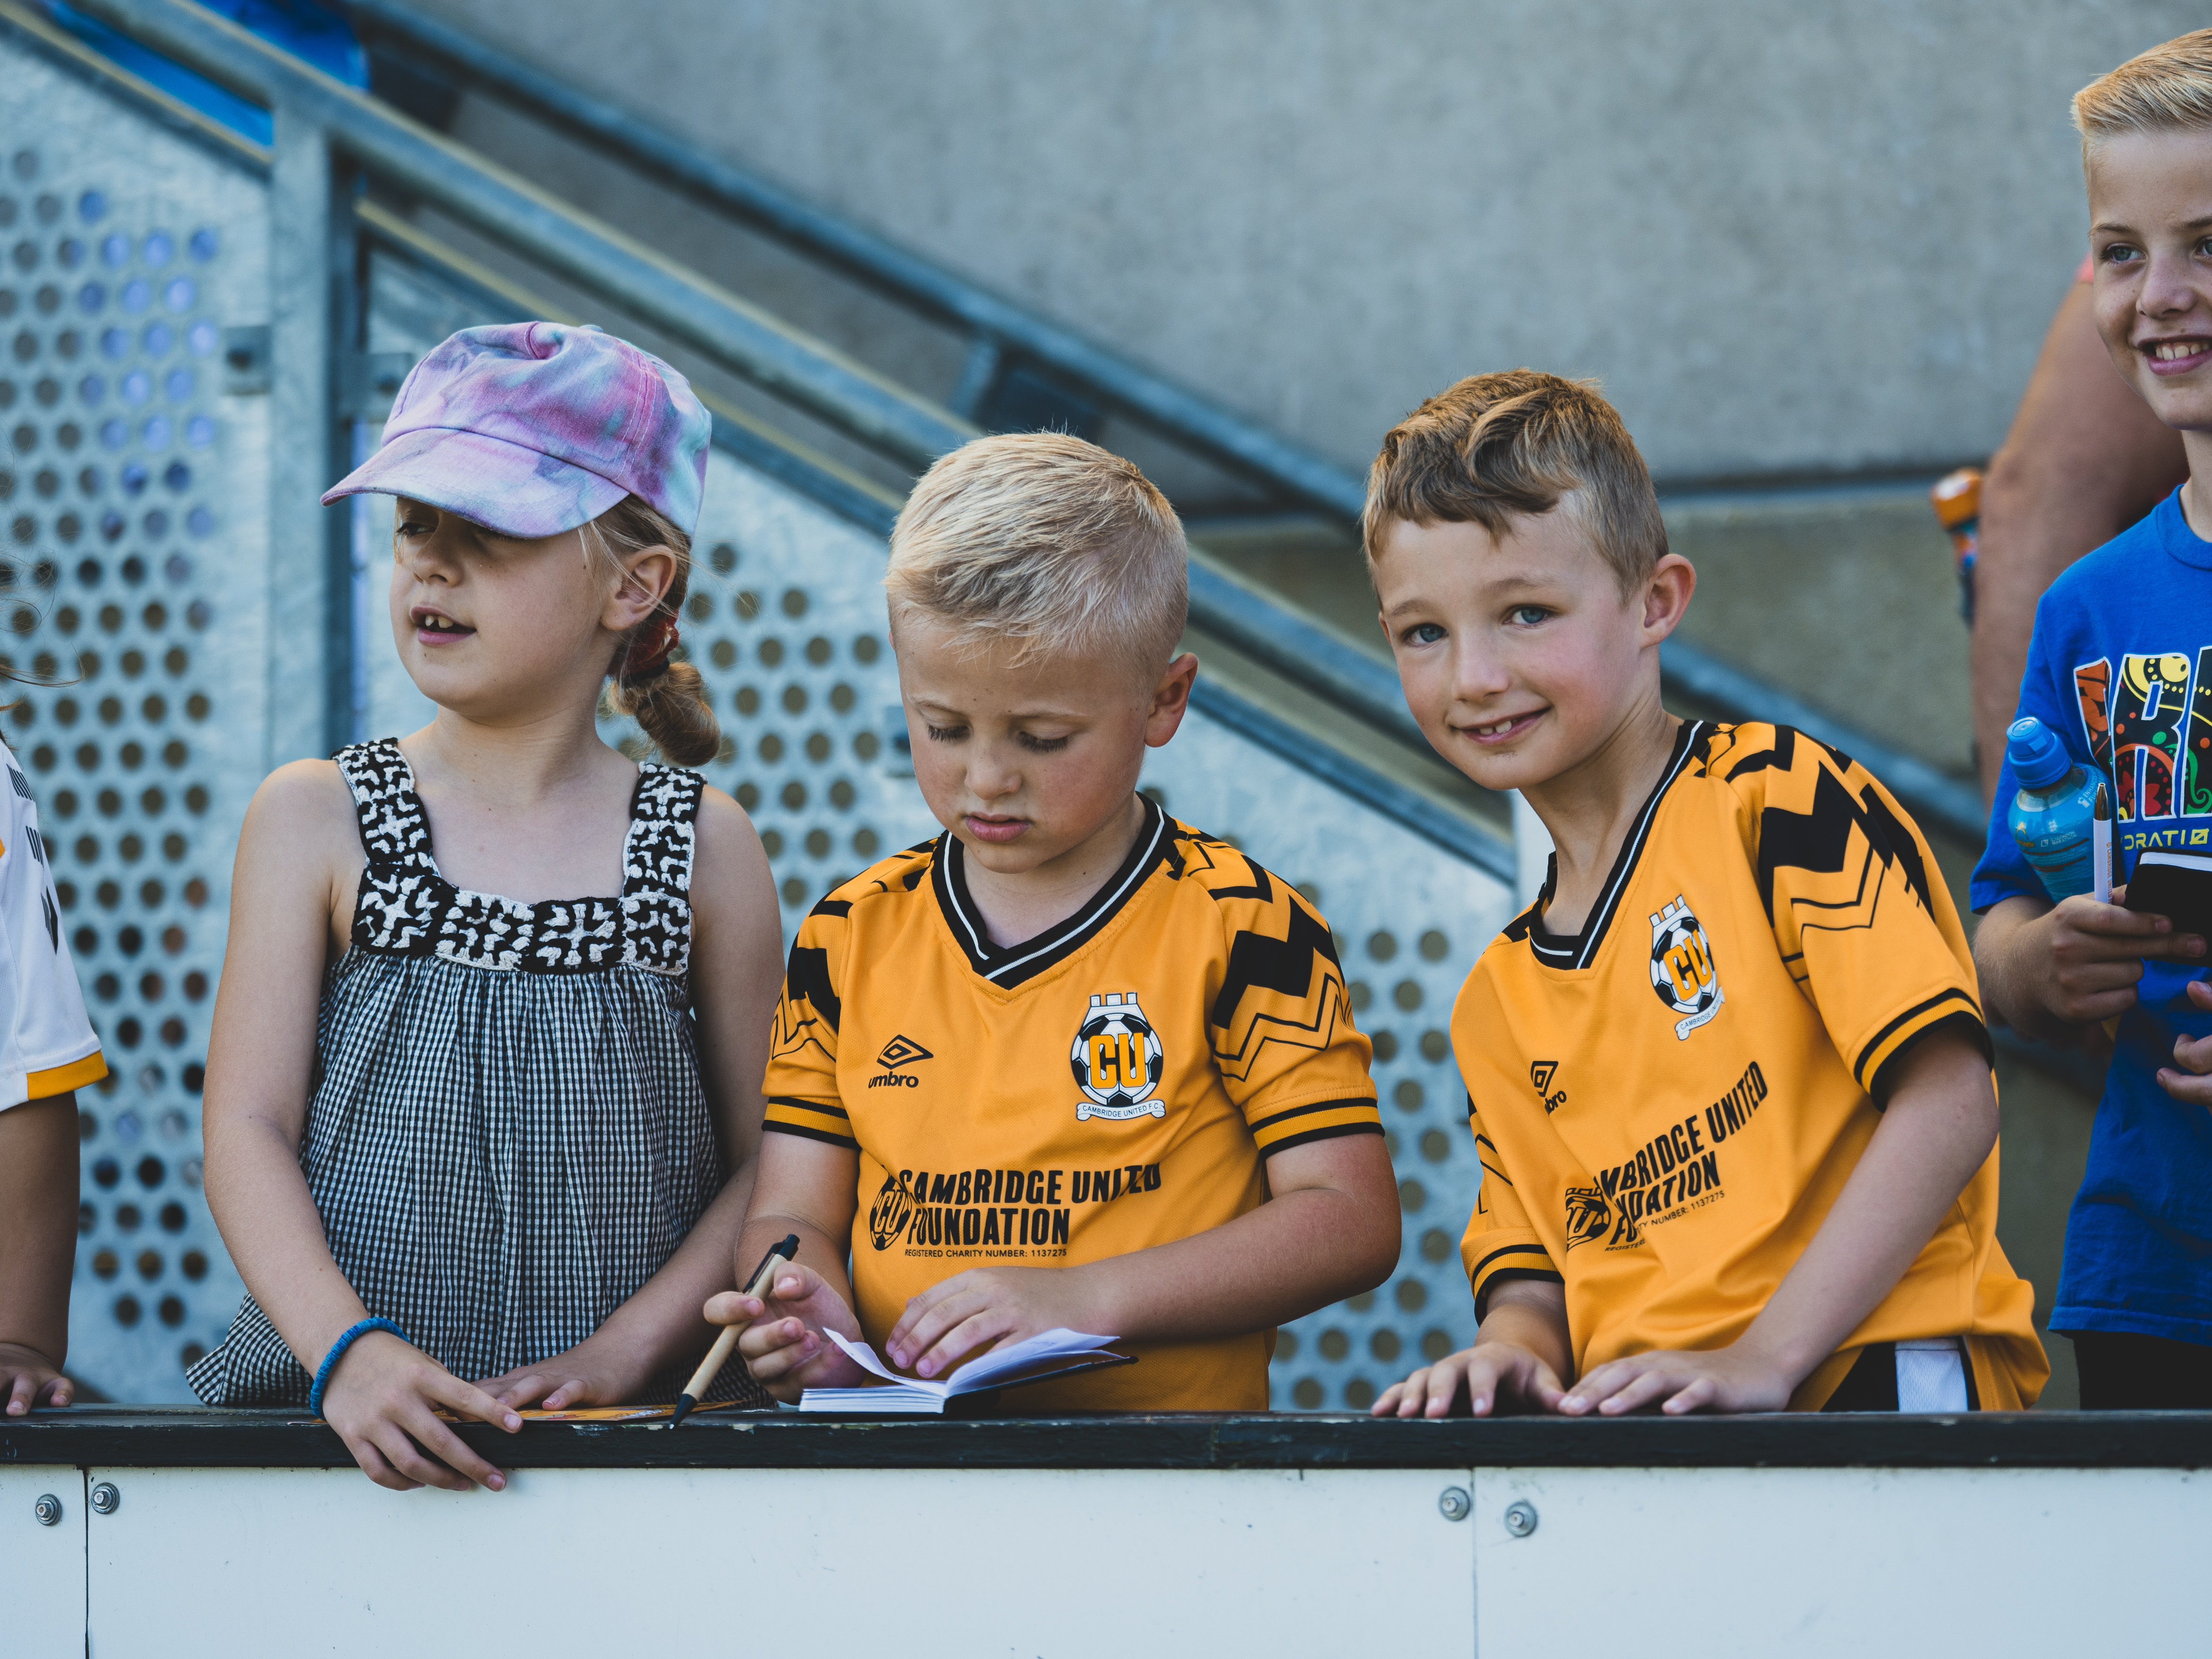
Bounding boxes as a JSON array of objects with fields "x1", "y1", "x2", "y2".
[{"x1": 188, "y1": 739, "x2": 769, "y2": 1409}]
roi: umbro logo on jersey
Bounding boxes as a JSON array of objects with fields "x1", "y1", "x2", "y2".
[
  {"x1": 1529, "y1": 1061, "x2": 1566, "y2": 1114},
  {"x1": 869, "y1": 1034, "x2": 933, "y2": 1089}
]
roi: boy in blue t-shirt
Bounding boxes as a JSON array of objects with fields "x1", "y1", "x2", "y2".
[{"x1": 1974, "y1": 30, "x2": 2212, "y2": 1408}]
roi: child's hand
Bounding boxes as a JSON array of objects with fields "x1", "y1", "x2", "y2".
[
  {"x1": 1556, "y1": 1342, "x2": 1792, "y2": 1416},
  {"x1": 2006, "y1": 890, "x2": 2202, "y2": 1042},
  {"x1": 884, "y1": 1265, "x2": 1102, "y2": 1380},
  {"x1": 319, "y1": 1329, "x2": 524, "y2": 1492},
  {"x1": 703, "y1": 1263, "x2": 867, "y2": 1402},
  {"x1": 477, "y1": 1334, "x2": 652, "y2": 1413},
  {"x1": 0, "y1": 1341, "x2": 72, "y2": 1415},
  {"x1": 1371, "y1": 1340, "x2": 1567, "y2": 1418},
  {"x1": 2157, "y1": 976, "x2": 2212, "y2": 1109}
]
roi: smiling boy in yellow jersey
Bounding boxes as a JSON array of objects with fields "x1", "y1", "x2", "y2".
[
  {"x1": 1367, "y1": 373, "x2": 2047, "y2": 1418},
  {"x1": 704, "y1": 433, "x2": 1400, "y2": 1411}
]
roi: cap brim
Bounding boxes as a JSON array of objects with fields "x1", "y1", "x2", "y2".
[{"x1": 321, "y1": 425, "x2": 629, "y2": 539}]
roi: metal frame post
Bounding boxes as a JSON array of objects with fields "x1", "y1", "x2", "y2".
[{"x1": 264, "y1": 100, "x2": 352, "y2": 765}]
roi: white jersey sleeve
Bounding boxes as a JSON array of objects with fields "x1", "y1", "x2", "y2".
[{"x1": 0, "y1": 737, "x2": 104, "y2": 1109}]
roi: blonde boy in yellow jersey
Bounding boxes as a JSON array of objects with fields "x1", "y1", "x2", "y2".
[
  {"x1": 705, "y1": 433, "x2": 1401, "y2": 1410},
  {"x1": 1368, "y1": 373, "x2": 2047, "y2": 1417}
]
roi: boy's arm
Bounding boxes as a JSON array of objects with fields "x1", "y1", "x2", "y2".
[
  {"x1": 1373, "y1": 1278, "x2": 1571, "y2": 1418},
  {"x1": 882, "y1": 1132, "x2": 1401, "y2": 1378},
  {"x1": 1562, "y1": 1027, "x2": 1996, "y2": 1414},
  {"x1": 702, "y1": 1131, "x2": 869, "y2": 1400},
  {"x1": 0, "y1": 1093, "x2": 79, "y2": 1413}
]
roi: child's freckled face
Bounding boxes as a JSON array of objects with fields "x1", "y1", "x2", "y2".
[
  {"x1": 1373, "y1": 509, "x2": 1661, "y2": 794},
  {"x1": 894, "y1": 616, "x2": 1159, "y2": 876},
  {"x1": 2088, "y1": 127, "x2": 2212, "y2": 431},
  {"x1": 389, "y1": 498, "x2": 612, "y2": 715}
]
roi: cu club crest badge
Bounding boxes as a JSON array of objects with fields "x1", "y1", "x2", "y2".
[
  {"x1": 1071, "y1": 991, "x2": 1166, "y2": 1121},
  {"x1": 1649, "y1": 894, "x2": 1724, "y2": 1040}
]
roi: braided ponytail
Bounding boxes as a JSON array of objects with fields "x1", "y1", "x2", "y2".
[{"x1": 590, "y1": 495, "x2": 723, "y2": 768}]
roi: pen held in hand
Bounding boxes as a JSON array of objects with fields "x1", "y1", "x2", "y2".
[
  {"x1": 2093, "y1": 783, "x2": 2112, "y2": 906},
  {"x1": 670, "y1": 1233, "x2": 799, "y2": 1428}
]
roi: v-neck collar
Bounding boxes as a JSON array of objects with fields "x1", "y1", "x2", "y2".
[
  {"x1": 931, "y1": 796, "x2": 1170, "y2": 990},
  {"x1": 1515, "y1": 719, "x2": 1705, "y2": 973}
]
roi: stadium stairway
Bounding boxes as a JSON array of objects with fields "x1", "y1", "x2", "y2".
[{"x1": 6, "y1": 0, "x2": 2092, "y2": 1407}]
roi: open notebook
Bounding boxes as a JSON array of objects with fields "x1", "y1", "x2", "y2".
[{"x1": 799, "y1": 1327, "x2": 1133, "y2": 1414}]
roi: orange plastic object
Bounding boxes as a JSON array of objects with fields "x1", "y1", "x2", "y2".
[{"x1": 1931, "y1": 467, "x2": 1983, "y2": 536}]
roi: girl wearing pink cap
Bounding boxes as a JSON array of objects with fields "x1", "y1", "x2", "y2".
[{"x1": 189, "y1": 323, "x2": 783, "y2": 1491}]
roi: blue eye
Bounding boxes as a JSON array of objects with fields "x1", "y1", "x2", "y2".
[
  {"x1": 1401, "y1": 622, "x2": 1446, "y2": 647},
  {"x1": 1509, "y1": 605, "x2": 1549, "y2": 626},
  {"x1": 2103, "y1": 243, "x2": 2143, "y2": 265}
]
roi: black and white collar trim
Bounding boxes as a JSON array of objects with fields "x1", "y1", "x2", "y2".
[
  {"x1": 1520, "y1": 720, "x2": 1704, "y2": 973},
  {"x1": 932, "y1": 796, "x2": 1170, "y2": 990}
]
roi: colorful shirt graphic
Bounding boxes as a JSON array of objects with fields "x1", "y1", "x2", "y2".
[
  {"x1": 1973, "y1": 488, "x2": 2212, "y2": 1346},
  {"x1": 761, "y1": 799, "x2": 1380, "y2": 1411},
  {"x1": 1460, "y1": 722, "x2": 2045, "y2": 1410}
]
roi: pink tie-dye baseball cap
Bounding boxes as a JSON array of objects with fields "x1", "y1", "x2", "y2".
[{"x1": 321, "y1": 322, "x2": 711, "y2": 538}]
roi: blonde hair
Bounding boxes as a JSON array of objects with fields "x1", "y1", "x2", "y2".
[
  {"x1": 1362, "y1": 369, "x2": 1666, "y2": 592},
  {"x1": 2074, "y1": 30, "x2": 2212, "y2": 154},
  {"x1": 588, "y1": 495, "x2": 721, "y2": 767},
  {"x1": 885, "y1": 432, "x2": 1187, "y2": 682}
]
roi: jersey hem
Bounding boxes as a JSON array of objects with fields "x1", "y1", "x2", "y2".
[
  {"x1": 2050, "y1": 1304, "x2": 2212, "y2": 1345},
  {"x1": 761, "y1": 1120, "x2": 860, "y2": 1151},
  {"x1": 1865, "y1": 1009, "x2": 1992, "y2": 1104},
  {"x1": 1846, "y1": 985, "x2": 1983, "y2": 1094},
  {"x1": 22, "y1": 1049, "x2": 105, "y2": 1100},
  {"x1": 1261, "y1": 1120, "x2": 1383, "y2": 1158}
]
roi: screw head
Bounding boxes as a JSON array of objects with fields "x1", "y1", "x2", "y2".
[
  {"x1": 33, "y1": 1493, "x2": 61, "y2": 1526},
  {"x1": 1503, "y1": 1498, "x2": 1538, "y2": 1538},
  {"x1": 1436, "y1": 1485, "x2": 1471, "y2": 1521},
  {"x1": 89, "y1": 1481, "x2": 119, "y2": 1515}
]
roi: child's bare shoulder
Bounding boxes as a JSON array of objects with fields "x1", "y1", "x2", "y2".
[{"x1": 246, "y1": 758, "x2": 358, "y2": 842}]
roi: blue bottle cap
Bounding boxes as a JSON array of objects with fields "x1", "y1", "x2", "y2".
[{"x1": 2006, "y1": 716, "x2": 2074, "y2": 790}]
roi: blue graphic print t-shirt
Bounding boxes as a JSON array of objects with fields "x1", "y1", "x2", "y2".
[{"x1": 1973, "y1": 488, "x2": 2212, "y2": 1347}]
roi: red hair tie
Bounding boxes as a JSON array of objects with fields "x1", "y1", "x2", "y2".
[{"x1": 620, "y1": 615, "x2": 678, "y2": 680}]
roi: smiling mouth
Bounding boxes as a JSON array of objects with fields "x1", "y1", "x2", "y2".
[
  {"x1": 1460, "y1": 709, "x2": 1545, "y2": 743},
  {"x1": 2143, "y1": 338, "x2": 2212, "y2": 371}
]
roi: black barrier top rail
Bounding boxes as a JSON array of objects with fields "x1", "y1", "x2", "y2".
[
  {"x1": 336, "y1": 0, "x2": 1986, "y2": 845},
  {"x1": 60, "y1": 0, "x2": 1980, "y2": 847},
  {"x1": 4, "y1": 1407, "x2": 2210, "y2": 1471}
]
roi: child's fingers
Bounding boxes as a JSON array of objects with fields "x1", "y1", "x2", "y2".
[
  {"x1": 1661, "y1": 1376, "x2": 1719, "y2": 1415},
  {"x1": 5, "y1": 1371, "x2": 36, "y2": 1415},
  {"x1": 1593, "y1": 1365, "x2": 1685, "y2": 1416},
  {"x1": 907, "y1": 1304, "x2": 1004, "y2": 1379},
  {"x1": 396, "y1": 1402, "x2": 509, "y2": 1491},
  {"x1": 888, "y1": 1285, "x2": 983, "y2": 1372},
  {"x1": 429, "y1": 1371, "x2": 524, "y2": 1435},
  {"x1": 41, "y1": 1374, "x2": 71, "y2": 1410},
  {"x1": 737, "y1": 1317, "x2": 819, "y2": 1381},
  {"x1": 702, "y1": 1290, "x2": 757, "y2": 1327},
  {"x1": 2155, "y1": 1066, "x2": 2212, "y2": 1106},
  {"x1": 885, "y1": 1272, "x2": 972, "y2": 1357},
  {"x1": 345, "y1": 1437, "x2": 424, "y2": 1493}
]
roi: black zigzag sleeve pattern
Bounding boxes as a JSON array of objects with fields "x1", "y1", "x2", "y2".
[{"x1": 1753, "y1": 755, "x2": 1937, "y2": 930}]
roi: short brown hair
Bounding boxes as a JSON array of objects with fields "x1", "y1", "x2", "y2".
[
  {"x1": 1362, "y1": 370, "x2": 1666, "y2": 592},
  {"x1": 2074, "y1": 30, "x2": 2212, "y2": 153},
  {"x1": 886, "y1": 432, "x2": 1187, "y2": 682}
]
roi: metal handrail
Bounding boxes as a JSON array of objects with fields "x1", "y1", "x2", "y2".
[
  {"x1": 333, "y1": 1, "x2": 1990, "y2": 844},
  {"x1": 69, "y1": 0, "x2": 976, "y2": 471}
]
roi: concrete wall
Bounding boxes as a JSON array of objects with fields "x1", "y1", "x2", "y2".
[{"x1": 414, "y1": 0, "x2": 2197, "y2": 485}]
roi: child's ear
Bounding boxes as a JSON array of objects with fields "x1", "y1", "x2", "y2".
[
  {"x1": 608, "y1": 544, "x2": 678, "y2": 631},
  {"x1": 1640, "y1": 553, "x2": 1696, "y2": 642},
  {"x1": 1144, "y1": 652, "x2": 1199, "y2": 749}
]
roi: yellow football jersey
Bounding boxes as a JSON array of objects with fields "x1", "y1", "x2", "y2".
[
  {"x1": 1455, "y1": 722, "x2": 2047, "y2": 1410},
  {"x1": 763, "y1": 799, "x2": 1381, "y2": 1411}
]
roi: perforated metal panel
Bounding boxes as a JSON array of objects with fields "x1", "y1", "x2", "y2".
[{"x1": 4, "y1": 34, "x2": 269, "y2": 1402}]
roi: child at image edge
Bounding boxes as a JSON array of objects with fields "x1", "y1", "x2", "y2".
[
  {"x1": 1974, "y1": 34, "x2": 2212, "y2": 1409},
  {"x1": 1371, "y1": 373, "x2": 2047, "y2": 1417},
  {"x1": 0, "y1": 711, "x2": 107, "y2": 1415},
  {"x1": 190, "y1": 323, "x2": 786, "y2": 1489},
  {"x1": 708, "y1": 433, "x2": 1402, "y2": 1409}
]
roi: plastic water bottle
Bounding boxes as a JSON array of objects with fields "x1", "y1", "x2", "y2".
[{"x1": 2006, "y1": 716, "x2": 2102, "y2": 901}]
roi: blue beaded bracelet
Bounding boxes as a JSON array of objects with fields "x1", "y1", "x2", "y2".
[{"x1": 309, "y1": 1317, "x2": 408, "y2": 1417}]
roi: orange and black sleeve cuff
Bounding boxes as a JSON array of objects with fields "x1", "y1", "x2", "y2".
[
  {"x1": 1853, "y1": 990, "x2": 1990, "y2": 1105},
  {"x1": 1247, "y1": 1095, "x2": 1383, "y2": 1158},
  {"x1": 761, "y1": 1095, "x2": 858, "y2": 1151},
  {"x1": 1466, "y1": 1236, "x2": 1561, "y2": 1320}
]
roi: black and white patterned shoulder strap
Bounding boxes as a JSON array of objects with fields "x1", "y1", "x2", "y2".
[
  {"x1": 335, "y1": 739, "x2": 435, "y2": 870},
  {"x1": 619, "y1": 764, "x2": 703, "y2": 974}
]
